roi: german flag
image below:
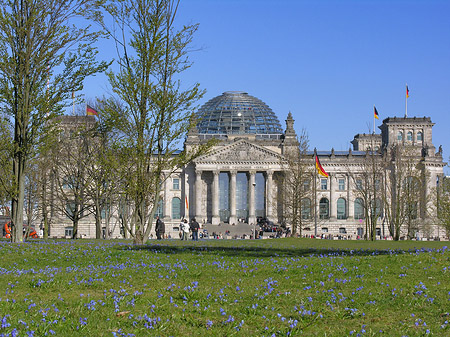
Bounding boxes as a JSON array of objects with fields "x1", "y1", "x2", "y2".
[
  {"x1": 374, "y1": 106, "x2": 379, "y2": 120},
  {"x1": 406, "y1": 85, "x2": 409, "y2": 98},
  {"x1": 86, "y1": 105, "x2": 98, "y2": 116},
  {"x1": 315, "y1": 154, "x2": 328, "y2": 177}
]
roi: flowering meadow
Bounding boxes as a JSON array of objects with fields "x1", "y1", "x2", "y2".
[{"x1": 0, "y1": 238, "x2": 449, "y2": 336}]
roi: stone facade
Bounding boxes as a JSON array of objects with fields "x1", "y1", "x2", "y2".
[{"x1": 46, "y1": 97, "x2": 447, "y2": 240}]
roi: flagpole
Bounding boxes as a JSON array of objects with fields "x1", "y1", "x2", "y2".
[
  {"x1": 373, "y1": 105, "x2": 375, "y2": 134},
  {"x1": 405, "y1": 83, "x2": 408, "y2": 118},
  {"x1": 313, "y1": 148, "x2": 318, "y2": 237}
]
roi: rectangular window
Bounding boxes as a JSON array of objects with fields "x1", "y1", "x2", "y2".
[
  {"x1": 303, "y1": 179, "x2": 310, "y2": 192},
  {"x1": 355, "y1": 179, "x2": 363, "y2": 191},
  {"x1": 101, "y1": 204, "x2": 110, "y2": 219},
  {"x1": 338, "y1": 178, "x2": 345, "y2": 191},
  {"x1": 321, "y1": 179, "x2": 327, "y2": 190},
  {"x1": 375, "y1": 179, "x2": 380, "y2": 191},
  {"x1": 65, "y1": 227, "x2": 73, "y2": 237},
  {"x1": 173, "y1": 178, "x2": 180, "y2": 190}
]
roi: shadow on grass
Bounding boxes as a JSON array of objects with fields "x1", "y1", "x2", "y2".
[{"x1": 119, "y1": 240, "x2": 441, "y2": 258}]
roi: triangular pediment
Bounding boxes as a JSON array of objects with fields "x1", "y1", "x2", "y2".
[{"x1": 195, "y1": 139, "x2": 284, "y2": 164}]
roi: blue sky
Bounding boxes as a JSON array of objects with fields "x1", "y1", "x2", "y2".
[{"x1": 83, "y1": 0, "x2": 450, "y2": 172}]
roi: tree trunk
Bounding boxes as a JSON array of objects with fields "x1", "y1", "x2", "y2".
[
  {"x1": 72, "y1": 216, "x2": 79, "y2": 239},
  {"x1": 11, "y1": 154, "x2": 25, "y2": 243},
  {"x1": 43, "y1": 211, "x2": 49, "y2": 239},
  {"x1": 95, "y1": 200, "x2": 102, "y2": 239}
]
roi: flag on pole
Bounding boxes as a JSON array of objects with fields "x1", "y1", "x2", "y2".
[
  {"x1": 315, "y1": 154, "x2": 328, "y2": 177},
  {"x1": 406, "y1": 85, "x2": 409, "y2": 98},
  {"x1": 374, "y1": 106, "x2": 379, "y2": 120},
  {"x1": 86, "y1": 105, "x2": 98, "y2": 116},
  {"x1": 185, "y1": 195, "x2": 189, "y2": 210}
]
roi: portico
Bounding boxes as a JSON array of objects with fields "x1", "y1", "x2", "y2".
[{"x1": 190, "y1": 139, "x2": 284, "y2": 226}]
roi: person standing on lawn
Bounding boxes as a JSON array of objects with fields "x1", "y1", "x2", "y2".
[
  {"x1": 190, "y1": 218, "x2": 200, "y2": 241},
  {"x1": 180, "y1": 219, "x2": 189, "y2": 240},
  {"x1": 155, "y1": 216, "x2": 165, "y2": 240}
]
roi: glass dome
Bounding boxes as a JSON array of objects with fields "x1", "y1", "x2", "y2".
[{"x1": 196, "y1": 91, "x2": 283, "y2": 135}]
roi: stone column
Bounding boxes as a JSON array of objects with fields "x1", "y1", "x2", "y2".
[
  {"x1": 163, "y1": 172, "x2": 171, "y2": 221},
  {"x1": 266, "y1": 170, "x2": 273, "y2": 222},
  {"x1": 248, "y1": 170, "x2": 256, "y2": 225},
  {"x1": 329, "y1": 174, "x2": 336, "y2": 220},
  {"x1": 212, "y1": 170, "x2": 220, "y2": 225},
  {"x1": 347, "y1": 173, "x2": 354, "y2": 220},
  {"x1": 229, "y1": 170, "x2": 237, "y2": 225},
  {"x1": 195, "y1": 170, "x2": 203, "y2": 222}
]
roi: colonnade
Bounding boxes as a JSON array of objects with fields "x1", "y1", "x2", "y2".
[{"x1": 195, "y1": 169, "x2": 274, "y2": 225}]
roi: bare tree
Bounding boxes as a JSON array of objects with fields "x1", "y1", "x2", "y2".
[
  {"x1": 436, "y1": 175, "x2": 450, "y2": 238},
  {"x1": 83, "y1": 105, "x2": 125, "y2": 239},
  {"x1": 279, "y1": 128, "x2": 313, "y2": 236},
  {"x1": 51, "y1": 118, "x2": 95, "y2": 238},
  {"x1": 348, "y1": 149, "x2": 383, "y2": 241},
  {"x1": 383, "y1": 145, "x2": 428, "y2": 240}
]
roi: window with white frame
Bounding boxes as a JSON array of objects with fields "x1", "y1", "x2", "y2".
[
  {"x1": 338, "y1": 178, "x2": 345, "y2": 191},
  {"x1": 65, "y1": 227, "x2": 73, "y2": 237},
  {"x1": 355, "y1": 179, "x2": 363, "y2": 191},
  {"x1": 303, "y1": 179, "x2": 310, "y2": 192},
  {"x1": 154, "y1": 199, "x2": 164, "y2": 218},
  {"x1": 173, "y1": 178, "x2": 180, "y2": 190},
  {"x1": 321, "y1": 178, "x2": 327, "y2": 190}
]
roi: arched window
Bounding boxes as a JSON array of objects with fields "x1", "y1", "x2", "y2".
[
  {"x1": 417, "y1": 131, "x2": 423, "y2": 141},
  {"x1": 397, "y1": 131, "x2": 403, "y2": 141},
  {"x1": 354, "y1": 198, "x2": 364, "y2": 219},
  {"x1": 171, "y1": 197, "x2": 181, "y2": 219},
  {"x1": 372, "y1": 198, "x2": 383, "y2": 219},
  {"x1": 301, "y1": 198, "x2": 311, "y2": 219},
  {"x1": 407, "y1": 131, "x2": 413, "y2": 141},
  {"x1": 337, "y1": 198, "x2": 347, "y2": 219},
  {"x1": 407, "y1": 201, "x2": 418, "y2": 220},
  {"x1": 319, "y1": 198, "x2": 329, "y2": 219}
]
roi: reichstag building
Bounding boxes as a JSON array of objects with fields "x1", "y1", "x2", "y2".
[{"x1": 53, "y1": 91, "x2": 447, "y2": 239}]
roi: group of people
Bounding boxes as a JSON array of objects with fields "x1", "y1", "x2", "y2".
[
  {"x1": 154, "y1": 216, "x2": 200, "y2": 241},
  {"x1": 179, "y1": 218, "x2": 200, "y2": 240}
]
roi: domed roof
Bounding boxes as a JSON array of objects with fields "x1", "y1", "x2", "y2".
[{"x1": 196, "y1": 91, "x2": 283, "y2": 135}]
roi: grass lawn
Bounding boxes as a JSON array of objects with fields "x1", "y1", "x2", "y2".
[{"x1": 0, "y1": 238, "x2": 449, "y2": 336}]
